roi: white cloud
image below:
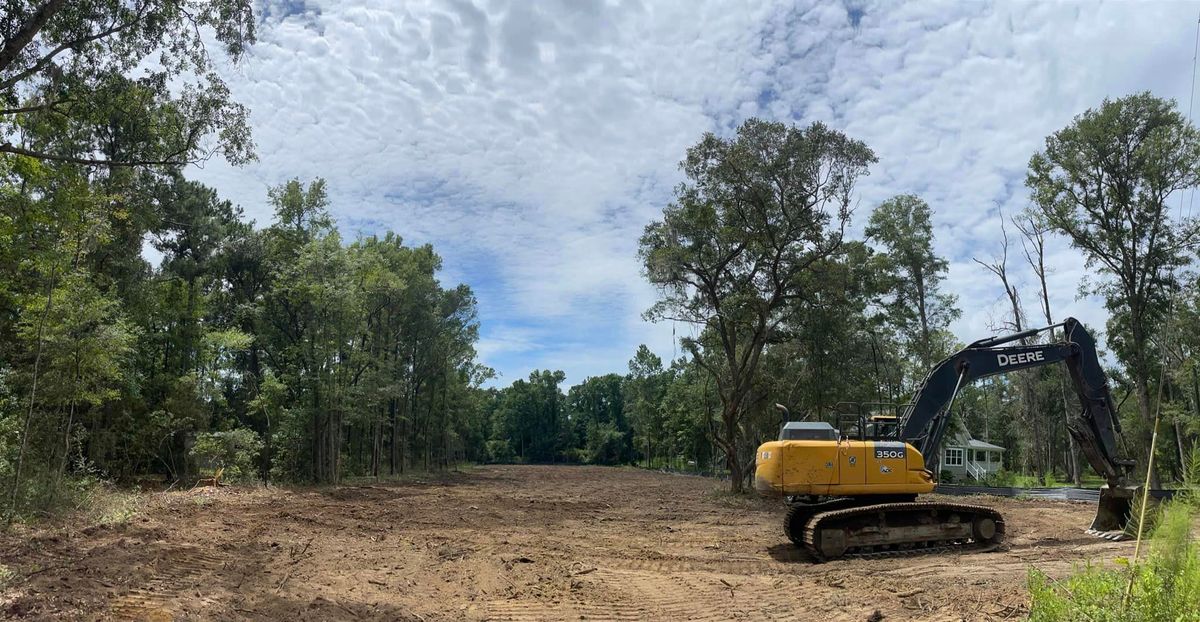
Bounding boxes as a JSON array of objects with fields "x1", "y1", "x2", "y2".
[{"x1": 190, "y1": 0, "x2": 1200, "y2": 386}]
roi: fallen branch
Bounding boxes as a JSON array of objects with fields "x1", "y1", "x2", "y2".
[{"x1": 276, "y1": 568, "x2": 294, "y2": 593}]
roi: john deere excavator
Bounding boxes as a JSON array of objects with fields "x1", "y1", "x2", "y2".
[{"x1": 755, "y1": 317, "x2": 1138, "y2": 561}]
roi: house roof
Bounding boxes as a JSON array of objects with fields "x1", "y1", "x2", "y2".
[
  {"x1": 948, "y1": 431, "x2": 1005, "y2": 452},
  {"x1": 965, "y1": 438, "x2": 1005, "y2": 452}
]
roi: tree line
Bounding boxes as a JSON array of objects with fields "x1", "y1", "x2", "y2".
[
  {"x1": 0, "y1": 166, "x2": 491, "y2": 515},
  {"x1": 477, "y1": 93, "x2": 1200, "y2": 494},
  {"x1": 0, "y1": 1, "x2": 496, "y2": 521},
  {"x1": 4, "y1": 0, "x2": 1200, "y2": 520},
  {"x1": 631, "y1": 93, "x2": 1200, "y2": 491}
]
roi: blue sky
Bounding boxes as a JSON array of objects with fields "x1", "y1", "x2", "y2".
[{"x1": 188, "y1": 0, "x2": 1200, "y2": 387}]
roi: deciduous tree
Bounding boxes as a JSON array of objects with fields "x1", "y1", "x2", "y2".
[
  {"x1": 1027, "y1": 92, "x2": 1200, "y2": 485},
  {"x1": 639, "y1": 118, "x2": 875, "y2": 492}
]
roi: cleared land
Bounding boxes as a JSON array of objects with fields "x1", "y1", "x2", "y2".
[{"x1": 0, "y1": 465, "x2": 1132, "y2": 621}]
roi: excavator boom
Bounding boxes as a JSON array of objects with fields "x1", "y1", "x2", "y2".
[
  {"x1": 899, "y1": 317, "x2": 1132, "y2": 485},
  {"x1": 896, "y1": 317, "x2": 1137, "y2": 535}
]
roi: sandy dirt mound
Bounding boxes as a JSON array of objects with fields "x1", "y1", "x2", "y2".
[{"x1": 0, "y1": 465, "x2": 1132, "y2": 621}]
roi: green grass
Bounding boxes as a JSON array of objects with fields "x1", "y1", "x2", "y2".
[
  {"x1": 86, "y1": 488, "x2": 142, "y2": 526},
  {"x1": 1029, "y1": 446, "x2": 1200, "y2": 620},
  {"x1": 0, "y1": 564, "x2": 16, "y2": 591},
  {"x1": 977, "y1": 469, "x2": 1102, "y2": 488},
  {"x1": 1028, "y1": 487, "x2": 1200, "y2": 621}
]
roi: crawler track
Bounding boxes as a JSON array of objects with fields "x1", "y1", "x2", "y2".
[{"x1": 797, "y1": 501, "x2": 1006, "y2": 562}]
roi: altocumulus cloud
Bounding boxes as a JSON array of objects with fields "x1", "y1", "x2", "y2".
[{"x1": 188, "y1": 0, "x2": 1200, "y2": 385}]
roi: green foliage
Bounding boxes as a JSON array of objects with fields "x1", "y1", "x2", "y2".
[
  {"x1": 866, "y1": 195, "x2": 960, "y2": 369},
  {"x1": 16, "y1": 272, "x2": 136, "y2": 410},
  {"x1": 639, "y1": 117, "x2": 876, "y2": 491},
  {"x1": 1028, "y1": 499, "x2": 1200, "y2": 621},
  {"x1": 189, "y1": 429, "x2": 263, "y2": 483},
  {"x1": 0, "y1": 0, "x2": 257, "y2": 166},
  {"x1": 567, "y1": 373, "x2": 630, "y2": 464},
  {"x1": 1027, "y1": 92, "x2": 1200, "y2": 481},
  {"x1": 1031, "y1": 449, "x2": 1200, "y2": 621},
  {"x1": 0, "y1": 160, "x2": 488, "y2": 512},
  {"x1": 485, "y1": 439, "x2": 515, "y2": 463},
  {"x1": 980, "y1": 469, "x2": 1016, "y2": 487},
  {"x1": 490, "y1": 371, "x2": 568, "y2": 463},
  {"x1": 583, "y1": 422, "x2": 626, "y2": 465}
]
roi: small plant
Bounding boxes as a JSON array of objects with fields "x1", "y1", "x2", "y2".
[
  {"x1": 1029, "y1": 500, "x2": 1200, "y2": 621},
  {"x1": 982, "y1": 468, "x2": 1016, "y2": 487},
  {"x1": 86, "y1": 487, "x2": 142, "y2": 527},
  {"x1": 1028, "y1": 451, "x2": 1200, "y2": 621},
  {"x1": 189, "y1": 428, "x2": 263, "y2": 484},
  {"x1": 0, "y1": 564, "x2": 16, "y2": 590}
]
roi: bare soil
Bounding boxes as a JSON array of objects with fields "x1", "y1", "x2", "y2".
[{"x1": 0, "y1": 465, "x2": 1133, "y2": 621}]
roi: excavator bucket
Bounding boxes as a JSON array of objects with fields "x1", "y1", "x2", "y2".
[{"x1": 1087, "y1": 485, "x2": 1141, "y2": 539}]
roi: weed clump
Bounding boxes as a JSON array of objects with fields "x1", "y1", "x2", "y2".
[{"x1": 1029, "y1": 453, "x2": 1200, "y2": 621}]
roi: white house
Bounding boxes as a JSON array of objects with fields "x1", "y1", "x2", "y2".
[{"x1": 940, "y1": 431, "x2": 1005, "y2": 481}]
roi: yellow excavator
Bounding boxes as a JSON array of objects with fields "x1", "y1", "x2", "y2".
[{"x1": 755, "y1": 318, "x2": 1138, "y2": 561}]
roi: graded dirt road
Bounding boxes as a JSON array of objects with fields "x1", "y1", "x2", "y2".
[{"x1": 1, "y1": 465, "x2": 1132, "y2": 621}]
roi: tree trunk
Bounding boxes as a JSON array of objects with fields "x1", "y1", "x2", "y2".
[
  {"x1": 311, "y1": 382, "x2": 322, "y2": 482},
  {"x1": 388, "y1": 398, "x2": 397, "y2": 475},
  {"x1": 723, "y1": 402, "x2": 743, "y2": 493},
  {"x1": 7, "y1": 266, "x2": 57, "y2": 524},
  {"x1": 915, "y1": 267, "x2": 930, "y2": 365},
  {"x1": 1135, "y1": 374, "x2": 1161, "y2": 488},
  {"x1": 54, "y1": 356, "x2": 81, "y2": 498},
  {"x1": 1061, "y1": 376, "x2": 1081, "y2": 485},
  {"x1": 263, "y1": 404, "x2": 272, "y2": 482},
  {"x1": 371, "y1": 414, "x2": 381, "y2": 477}
]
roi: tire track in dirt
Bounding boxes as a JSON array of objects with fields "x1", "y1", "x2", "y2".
[
  {"x1": 106, "y1": 544, "x2": 234, "y2": 620},
  {"x1": 483, "y1": 566, "x2": 812, "y2": 621}
]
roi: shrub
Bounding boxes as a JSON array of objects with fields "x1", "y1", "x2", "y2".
[
  {"x1": 485, "y1": 439, "x2": 514, "y2": 463},
  {"x1": 939, "y1": 469, "x2": 955, "y2": 484},
  {"x1": 584, "y1": 422, "x2": 625, "y2": 465},
  {"x1": 982, "y1": 468, "x2": 1016, "y2": 487},
  {"x1": 1028, "y1": 497, "x2": 1200, "y2": 621},
  {"x1": 189, "y1": 428, "x2": 263, "y2": 483}
]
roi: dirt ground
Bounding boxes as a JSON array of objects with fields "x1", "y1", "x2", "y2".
[{"x1": 0, "y1": 465, "x2": 1133, "y2": 621}]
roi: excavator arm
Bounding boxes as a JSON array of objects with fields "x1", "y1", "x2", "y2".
[{"x1": 899, "y1": 317, "x2": 1133, "y2": 487}]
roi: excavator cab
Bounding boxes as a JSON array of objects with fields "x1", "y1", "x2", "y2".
[
  {"x1": 866, "y1": 415, "x2": 899, "y2": 439},
  {"x1": 833, "y1": 402, "x2": 901, "y2": 441}
]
